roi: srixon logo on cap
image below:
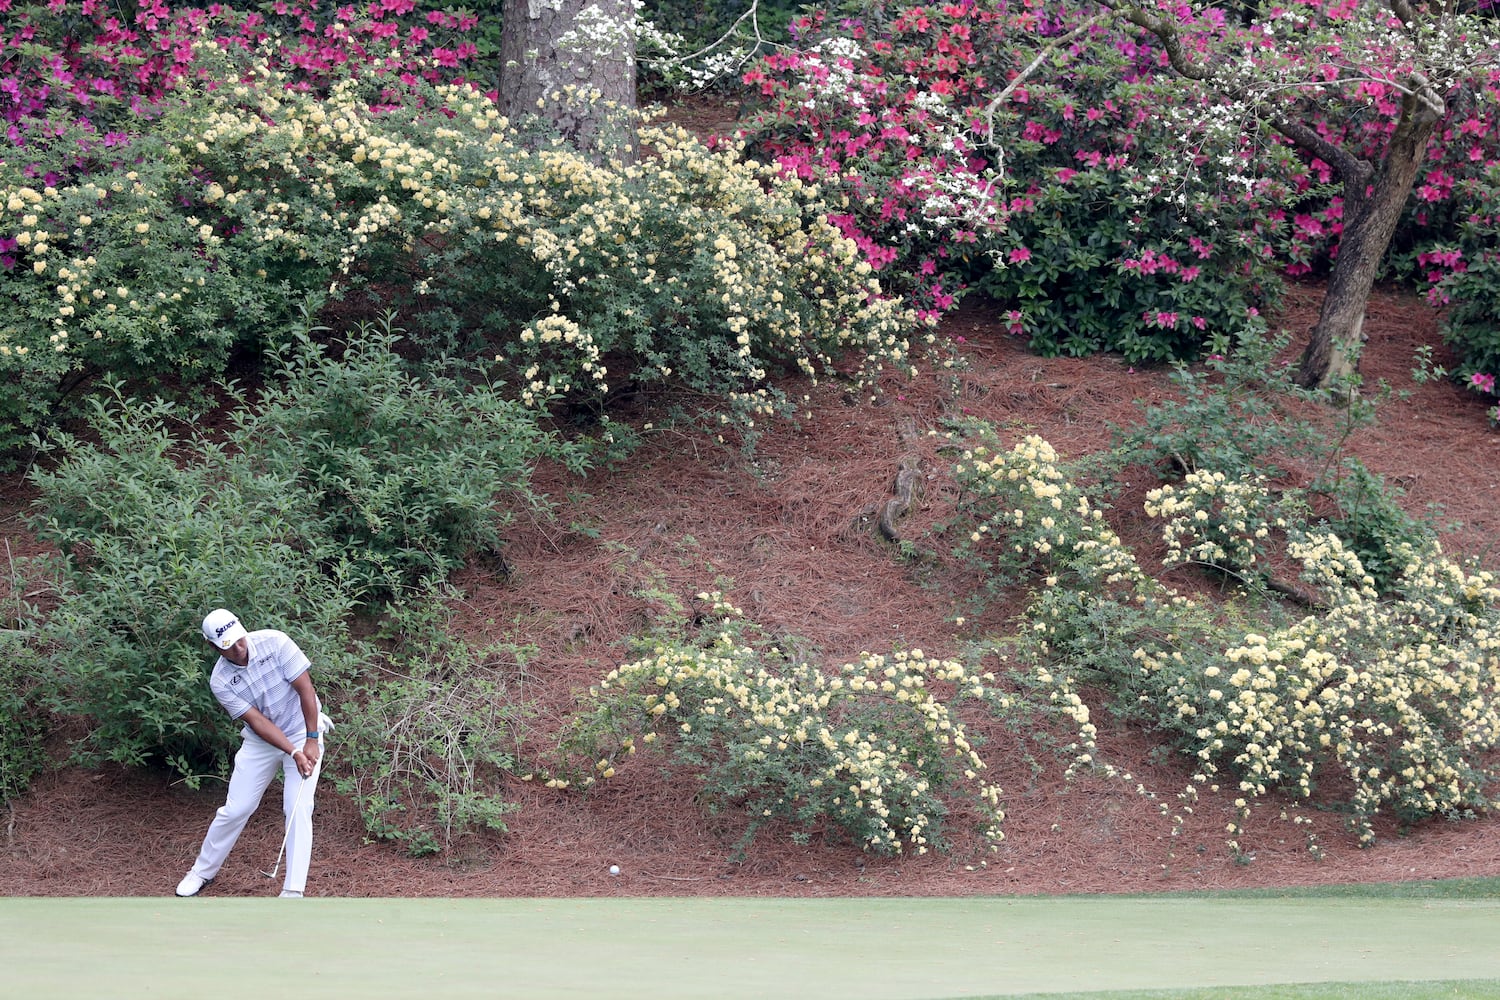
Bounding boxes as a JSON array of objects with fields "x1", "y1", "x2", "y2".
[{"x1": 215, "y1": 618, "x2": 240, "y2": 640}]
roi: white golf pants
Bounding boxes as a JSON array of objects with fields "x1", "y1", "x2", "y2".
[{"x1": 186, "y1": 731, "x2": 319, "y2": 894}]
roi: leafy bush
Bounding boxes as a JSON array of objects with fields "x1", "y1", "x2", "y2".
[
  {"x1": 1105, "y1": 333, "x2": 1438, "y2": 591},
  {"x1": 25, "y1": 389, "x2": 359, "y2": 782},
  {"x1": 0, "y1": 119, "x2": 330, "y2": 464},
  {"x1": 0, "y1": 629, "x2": 44, "y2": 804},
  {"x1": 329, "y1": 598, "x2": 529, "y2": 857},
  {"x1": 978, "y1": 160, "x2": 1281, "y2": 363},
  {"x1": 1143, "y1": 470, "x2": 1287, "y2": 580},
  {"x1": 950, "y1": 425, "x2": 1500, "y2": 849},
  {"x1": 563, "y1": 591, "x2": 1005, "y2": 857},
  {"x1": 736, "y1": 2, "x2": 1283, "y2": 358},
  {"x1": 1, "y1": 43, "x2": 914, "y2": 458},
  {"x1": 1107, "y1": 328, "x2": 1321, "y2": 482},
  {"x1": 1313, "y1": 458, "x2": 1438, "y2": 593},
  {"x1": 481, "y1": 121, "x2": 915, "y2": 440},
  {"x1": 234, "y1": 316, "x2": 591, "y2": 605},
  {"x1": 951, "y1": 430, "x2": 1143, "y2": 594},
  {"x1": 1426, "y1": 164, "x2": 1500, "y2": 426},
  {"x1": 0, "y1": 1, "x2": 486, "y2": 462},
  {"x1": 0, "y1": 556, "x2": 44, "y2": 803}
]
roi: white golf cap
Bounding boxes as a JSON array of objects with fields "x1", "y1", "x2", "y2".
[{"x1": 202, "y1": 608, "x2": 248, "y2": 650}]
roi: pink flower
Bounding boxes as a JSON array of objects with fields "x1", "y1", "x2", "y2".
[
  {"x1": 1007, "y1": 246, "x2": 1032, "y2": 264},
  {"x1": 1471, "y1": 372, "x2": 1497, "y2": 395}
]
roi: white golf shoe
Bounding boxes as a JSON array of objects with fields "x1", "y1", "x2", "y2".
[
  {"x1": 279, "y1": 889, "x2": 304, "y2": 898},
  {"x1": 175, "y1": 873, "x2": 210, "y2": 897}
]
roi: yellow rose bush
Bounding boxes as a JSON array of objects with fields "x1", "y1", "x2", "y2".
[
  {"x1": 952, "y1": 422, "x2": 1500, "y2": 849},
  {"x1": 562, "y1": 592, "x2": 1005, "y2": 857},
  {"x1": 0, "y1": 47, "x2": 914, "y2": 459}
]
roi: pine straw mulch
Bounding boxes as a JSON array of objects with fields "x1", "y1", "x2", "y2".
[{"x1": 4, "y1": 279, "x2": 1500, "y2": 898}]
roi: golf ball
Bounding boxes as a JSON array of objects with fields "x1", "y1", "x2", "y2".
[{"x1": 609, "y1": 865, "x2": 620, "y2": 875}]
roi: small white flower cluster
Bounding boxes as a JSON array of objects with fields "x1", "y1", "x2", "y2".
[{"x1": 1145, "y1": 470, "x2": 1283, "y2": 573}]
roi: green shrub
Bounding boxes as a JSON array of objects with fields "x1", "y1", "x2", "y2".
[
  {"x1": 1106, "y1": 336, "x2": 1435, "y2": 592},
  {"x1": 1106, "y1": 328, "x2": 1321, "y2": 483},
  {"x1": 436, "y1": 121, "x2": 915, "y2": 443},
  {"x1": 1313, "y1": 458, "x2": 1437, "y2": 593},
  {"x1": 0, "y1": 553, "x2": 45, "y2": 804},
  {"x1": 978, "y1": 164, "x2": 1280, "y2": 364},
  {"x1": 1431, "y1": 164, "x2": 1500, "y2": 410},
  {"x1": 0, "y1": 629, "x2": 44, "y2": 804},
  {"x1": 0, "y1": 54, "x2": 914, "y2": 460},
  {"x1": 563, "y1": 591, "x2": 1006, "y2": 858},
  {"x1": 234, "y1": 316, "x2": 591, "y2": 605},
  {"x1": 328, "y1": 598, "x2": 529, "y2": 856},
  {"x1": 26, "y1": 389, "x2": 358, "y2": 782},
  {"x1": 0, "y1": 109, "x2": 331, "y2": 464}
]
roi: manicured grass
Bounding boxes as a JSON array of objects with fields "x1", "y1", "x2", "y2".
[
  {"x1": 4, "y1": 890, "x2": 1498, "y2": 999},
  {"x1": 1159, "y1": 876, "x2": 1500, "y2": 900},
  {"x1": 989, "y1": 983, "x2": 1500, "y2": 1000}
]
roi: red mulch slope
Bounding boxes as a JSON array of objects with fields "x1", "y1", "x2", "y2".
[{"x1": 3, "y1": 276, "x2": 1498, "y2": 899}]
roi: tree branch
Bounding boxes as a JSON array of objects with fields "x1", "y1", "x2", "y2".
[
  {"x1": 1113, "y1": 4, "x2": 1211, "y2": 81},
  {"x1": 1265, "y1": 111, "x2": 1369, "y2": 187},
  {"x1": 978, "y1": 10, "x2": 1112, "y2": 144}
]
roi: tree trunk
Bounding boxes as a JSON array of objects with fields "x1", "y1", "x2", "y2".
[
  {"x1": 497, "y1": 0, "x2": 637, "y2": 161},
  {"x1": 1295, "y1": 85, "x2": 1443, "y2": 390}
]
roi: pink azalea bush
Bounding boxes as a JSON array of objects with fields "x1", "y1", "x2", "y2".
[
  {"x1": 1423, "y1": 164, "x2": 1500, "y2": 427},
  {"x1": 736, "y1": 1, "x2": 1286, "y2": 361},
  {"x1": 737, "y1": 9, "x2": 1006, "y2": 326},
  {"x1": 0, "y1": 0, "x2": 482, "y2": 141},
  {"x1": 737, "y1": 0, "x2": 1500, "y2": 373}
]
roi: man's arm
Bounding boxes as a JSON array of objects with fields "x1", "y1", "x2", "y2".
[
  {"x1": 290, "y1": 670, "x2": 322, "y2": 773},
  {"x1": 240, "y1": 706, "x2": 298, "y2": 755}
]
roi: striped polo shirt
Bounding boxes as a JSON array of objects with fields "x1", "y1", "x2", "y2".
[{"x1": 209, "y1": 629, "x2": 314, "y2": 741}]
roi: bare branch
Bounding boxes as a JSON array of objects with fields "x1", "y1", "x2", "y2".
[{"x1": 978, "y1": 10, "x2": 1112, "y2": 144}]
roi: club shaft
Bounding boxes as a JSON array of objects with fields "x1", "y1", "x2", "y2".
[{"x1": 263, "y1": 753, "x2": 322, "y2": 878}]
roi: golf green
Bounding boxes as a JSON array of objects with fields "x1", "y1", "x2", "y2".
[{"x1": 5, "y1": 895, "x2": 1499, "y2": 998}]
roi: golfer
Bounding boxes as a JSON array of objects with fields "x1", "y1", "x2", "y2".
[{"x1": 176, "y1": 609, "x2": 330, "y2": 899}]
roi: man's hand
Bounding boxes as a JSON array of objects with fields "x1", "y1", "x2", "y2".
[{"x1": 292, "y1": 742, "x2": 319, "y2": 777}]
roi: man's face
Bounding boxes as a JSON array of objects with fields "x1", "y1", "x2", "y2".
[{"x1": 217, "y1": 636, "x2": 249, "y2": 666}]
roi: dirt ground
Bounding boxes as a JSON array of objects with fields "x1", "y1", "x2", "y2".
[{"x1": 3, "y1": 270, "x2": 1499, "y2": 900}]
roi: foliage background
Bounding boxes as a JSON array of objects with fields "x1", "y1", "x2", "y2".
[{"x1": 2, "y1": 0, "x2": 1499, "y2": 891}]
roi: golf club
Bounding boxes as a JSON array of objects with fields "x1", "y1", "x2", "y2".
[{"x1": 261, "y1": 746, "x2": 324, "y2": 880}]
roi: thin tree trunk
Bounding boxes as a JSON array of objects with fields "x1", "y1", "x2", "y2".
[{"x1": 1295, "y1": 84, "x2": 1443, "y2": 390}]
